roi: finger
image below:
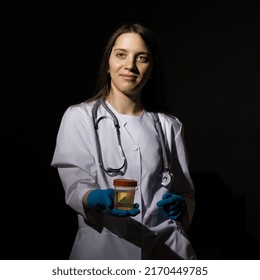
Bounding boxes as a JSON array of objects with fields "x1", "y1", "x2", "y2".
[
  {"x1": 168, "y1": 201, "x2": 181, "y2": 211},
  {"x1": 157, "y1": 197, "x2": 175, "y2": 207},
  {"x1": 168, "y1": 211, "x2": 182, "y2": 221},
  {"x1": 168, "y1": 209, "x2": 181, "y2": 216},
  {"x1": 156, "y1": 199, "x2": 166, "y2": 207},
  {"x1": 162, "y1": 192, "x2": 172, "y2": 200},
  {"x1": 128, "y1": 208, "x2": 140, "y2": 216},
  {"x1": 104, "y1": 189, "x2": 114, "y2": 209},
  {"x1": 109, "y1": 208, "x2": 129, "y2": 217}
]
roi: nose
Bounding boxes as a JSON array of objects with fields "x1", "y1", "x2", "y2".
[{"x1": 124, "y1": 56, "x2": 136, "y2": 71}]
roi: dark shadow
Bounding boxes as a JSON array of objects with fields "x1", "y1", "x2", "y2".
[
  {"x1": 188, "y1": 171, "x2": 260, "y2": 259},
  {"x1": 0, "y1": 164, "x2": 78, "y2": 260}
]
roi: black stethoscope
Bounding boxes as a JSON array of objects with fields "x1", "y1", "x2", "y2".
[{"x1": 92, "y1": 98, "x2": 173, "y2": 186}]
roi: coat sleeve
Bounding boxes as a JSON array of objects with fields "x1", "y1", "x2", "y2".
[
  {"x1": 162, "y1": 115, "x2": 196, "y2": 232},
  {"x1": 173, "y1": 123, "x2": 195, "y2": 231},
  {"x1": 51, "y1": 105, "x2": 99, "y2": 218}
]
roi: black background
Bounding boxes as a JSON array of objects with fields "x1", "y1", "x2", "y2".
[{"x1": 2, "y1": 0, "x2": 260, "y2": 259}]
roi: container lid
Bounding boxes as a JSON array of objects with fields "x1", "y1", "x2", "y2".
[{"x1": 113, "y1": 179, "x2": 137, "y2": 187}]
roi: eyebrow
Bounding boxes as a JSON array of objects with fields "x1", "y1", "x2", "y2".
[{"x1": 113, "y1": 48, "x2": 150, "y2": 55}]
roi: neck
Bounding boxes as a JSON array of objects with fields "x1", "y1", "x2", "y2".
[{"x1": 106, "y1": 91, "x2": 143, "y2": 116}]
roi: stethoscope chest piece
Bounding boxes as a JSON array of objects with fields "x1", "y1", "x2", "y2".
[{"x1": 160, "y1": 170, "x2": 173, "y2": 186}]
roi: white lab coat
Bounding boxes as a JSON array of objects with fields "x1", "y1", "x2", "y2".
[{"x1": 51, "y1": 100, "x2": 197, "y2": 260}]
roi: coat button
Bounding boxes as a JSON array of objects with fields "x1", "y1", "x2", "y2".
[{"x1": 132, "y1": 145, "x2": 139, "y2": 151}]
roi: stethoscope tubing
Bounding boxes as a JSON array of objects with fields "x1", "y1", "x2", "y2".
[{"x1": 92, "y1": 98, "x2": 173, "y2": 185}]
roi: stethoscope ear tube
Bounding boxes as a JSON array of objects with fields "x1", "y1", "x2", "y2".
[{"x1": 92, "y1": 98, "x2": 101, "y2": 129}]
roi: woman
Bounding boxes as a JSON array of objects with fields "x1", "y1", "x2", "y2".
[{"x1": 51, "y1": 22, "x2": 197, "y2": 259}]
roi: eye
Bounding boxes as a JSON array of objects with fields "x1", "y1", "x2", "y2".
[
  {"x1": 136, "y1": 54, "x2": 150, "y2": 63},
  {"x1": 115, "y1": 52, "x2": 126, "y2": 59}
]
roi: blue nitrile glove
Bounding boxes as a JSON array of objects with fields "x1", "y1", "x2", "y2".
[
  {"x1": 87, "y1": 189, "x2": 140, "y2": 217},
  {"x1": 87, "y1": 189, "x2": 114, "y2": 210},
  {"x1": 108, "y1": 203, "x2": 140, "y2": 217},
  {"x1": 156, "y1": 192, "x2": 186, "y2": 221}
]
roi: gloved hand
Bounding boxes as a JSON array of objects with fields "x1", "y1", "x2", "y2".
[
  {"x1": 156, "y1": 192, "x2": 186, "y2": 221},
  {"x1": 87, "y1": 189, "x2": 140, "y2": 217},
  {"x1": 87, "y1": 189, "x2": 114, "y2": 210},
  {"x1": 108, "y1": 203, "x2": 140, "y2": 217}
]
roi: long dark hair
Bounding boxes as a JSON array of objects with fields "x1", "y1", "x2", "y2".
[{"x1": 87, "y1": 23, "x2": 166, "y2": 113}]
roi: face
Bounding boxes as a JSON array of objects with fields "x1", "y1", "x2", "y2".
[{"x1": 108, "y1": 32, "x2": 153, "y2": 97}]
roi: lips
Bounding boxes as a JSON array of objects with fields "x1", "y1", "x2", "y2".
[{"x1": 120, "y1": 74, "x2": 137, "y2": 80}]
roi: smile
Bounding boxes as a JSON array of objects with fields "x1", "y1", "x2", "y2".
[{"x1": 120, "y1": 74, "x2": 137, "y2": 80}]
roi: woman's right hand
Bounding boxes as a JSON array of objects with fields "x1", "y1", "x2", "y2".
[
  {"x1": 87, "y1": 189, "x2": 114, "y2": 210},
  {"x1": 86, "y1": 189, "x2": 140, "y2": 217}
]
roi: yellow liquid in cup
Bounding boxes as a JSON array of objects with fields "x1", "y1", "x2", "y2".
[{"x1": 114, "y1": 190, "x2": 135, "y2": 210}]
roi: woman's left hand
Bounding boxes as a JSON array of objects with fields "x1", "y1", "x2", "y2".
[{"x1": 156, "y1": 193, "x2": 186, "y2": 220}]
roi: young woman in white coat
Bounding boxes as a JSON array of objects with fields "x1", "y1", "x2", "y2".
[{"x1": 51, "y1": 22, "x2": 197, "y2": 260}]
